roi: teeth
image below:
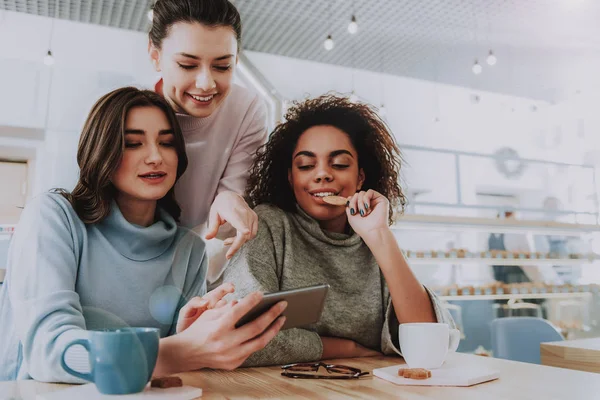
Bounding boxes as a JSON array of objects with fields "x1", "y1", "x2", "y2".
[
  {"x1": 312, "y1": 192, "x2": 336, "y2": 197},
  {"x1": 190, "y1": 94, "x2": 214, "y2": 102}
]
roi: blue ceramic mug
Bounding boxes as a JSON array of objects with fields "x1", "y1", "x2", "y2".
[{"x1": 61, "y1": 327, "x2": 160, "y2": 395}]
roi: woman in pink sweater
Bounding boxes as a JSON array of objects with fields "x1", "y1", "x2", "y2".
[{"x1": 148, "y1": 0, "x2": 266, "y2": 283}]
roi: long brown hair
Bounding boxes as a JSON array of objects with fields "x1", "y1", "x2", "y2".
[
  {"x1": 58, "y1": 87, "x2": 188, "y2": 224},
  {"x1": 246, "y1": 94, "x2": 406, "y2": 225}
]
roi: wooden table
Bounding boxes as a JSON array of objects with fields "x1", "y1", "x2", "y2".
[
  {"x1": 2, "y1": 352, "x2": 600, "y2": 399},
  {"x1": 542, "y1": 337, "x2": 600, "y2": 373}
]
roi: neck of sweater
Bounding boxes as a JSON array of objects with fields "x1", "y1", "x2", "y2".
[
  {"x1": 292, "y1": 205, "x2": 362, "y2": 247},
  {"x1": 96, "y1": 201, "x2": 178, "y2": 261}
]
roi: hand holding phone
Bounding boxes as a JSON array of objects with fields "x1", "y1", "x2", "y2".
[{"x1": 235, "y1": 284, "x2": 330, "y2": 330}]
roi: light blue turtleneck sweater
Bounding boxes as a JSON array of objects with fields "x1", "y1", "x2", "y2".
[{"x1": 0, "y1": 192, "x2": 207, "y2": 382}]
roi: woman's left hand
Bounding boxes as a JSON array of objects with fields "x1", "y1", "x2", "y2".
[
  {"x1": 346, "y1": 190, "x2": 390, "y2": 239},
  {"x1": 206, "y1": 191, "x2": 258, "y2": 259},
  {"x1": 176, "y1": 283, "x2": 235, "y2": 333}
]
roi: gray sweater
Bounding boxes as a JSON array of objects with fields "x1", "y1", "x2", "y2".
[{"x1": 223, "y1": 204, "x2": 455, "y2": 367}]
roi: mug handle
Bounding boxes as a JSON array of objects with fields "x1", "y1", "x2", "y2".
[
  {"x1": 448, "y1": 329, "x2": 461, "y2": 352},
  {"x1": 61, "y1": 339, "x2": 93, "y2": 382}
]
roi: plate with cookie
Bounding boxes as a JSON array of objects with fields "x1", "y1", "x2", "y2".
[{"x1": 373, "y1": 363, "x2": 499, "y2": 387}]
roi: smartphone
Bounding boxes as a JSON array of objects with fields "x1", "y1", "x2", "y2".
[{"x1": 235, "y1": 284, "x2": 330, "y2": 330}]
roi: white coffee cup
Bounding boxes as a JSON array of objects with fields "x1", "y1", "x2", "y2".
[{"x1": 398, "y1": 323, "x2": 461, "y2": 369}]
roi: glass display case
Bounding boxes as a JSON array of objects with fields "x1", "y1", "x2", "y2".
[{"x1": 393, "y1": 145, "x2": 600, "y2": 352}]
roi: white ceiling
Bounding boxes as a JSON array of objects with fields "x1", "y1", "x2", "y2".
[{"x1": 2, "y1": 0, "x2": 600, "y2": 102}]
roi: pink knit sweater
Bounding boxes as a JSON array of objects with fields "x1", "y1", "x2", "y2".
[{"x1": 168, "y1": 83, "x2": 268, "y2": 229}]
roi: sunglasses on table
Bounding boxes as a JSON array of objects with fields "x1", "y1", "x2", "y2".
[{"x1": 281, "y1": 362, "x2": 370, "y2": 379}]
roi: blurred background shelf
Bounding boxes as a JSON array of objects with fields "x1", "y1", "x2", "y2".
[
  {"x1": 393, "y1": 214, "x2": 600, "y2": 236},
  {"x1": 0, "y1": 225, "x2": 16, "y2": 235},
  {"x1": 408, "y1": 257, "x2": 596, "y2": 266},
  {"x1": 440, "y1": 292, "x2": 593, "y2": 301}
]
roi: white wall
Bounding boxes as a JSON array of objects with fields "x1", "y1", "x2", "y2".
[
  {"x1": 0, "y1": 10, "x2": 156, "y2": 196},
  {"x1": 245, "y1": 50, "x2": 588, "y2": 162}
]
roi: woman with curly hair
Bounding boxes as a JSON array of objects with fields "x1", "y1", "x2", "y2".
[{"x1": 223, "y1": 94, "x2": 455, "y2": 366}]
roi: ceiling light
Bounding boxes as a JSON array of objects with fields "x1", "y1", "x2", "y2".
[
  {"x1": 348, "y1": 15, "x2": 358, "y2": 34},
  {"x1": 472, "y1": 60, "x2": 482, "y2": 75},
  {"x1": 324, "y1": 35, "x2": 334, "y2": 51},
  {"x1": 43, "y1": 50, "x2": 54, "y2": 66},
  {"x1": 147, "y1": 9, "x2": 153, "y2": 22},
  {"x1": 349, "y1": 91, "x2": 358, "y2": 103},
  {"x1": 486, "y1": 50, "x2": 497, "y2": 66}
]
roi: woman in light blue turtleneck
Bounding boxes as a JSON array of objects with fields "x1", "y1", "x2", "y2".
[{"x1": 0, "y1": 88, "x2": 286, "y2": 383}]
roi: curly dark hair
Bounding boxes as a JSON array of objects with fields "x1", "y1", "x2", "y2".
[{"x1": 246, "y1": 94, "x2": 406, "y2": 225}]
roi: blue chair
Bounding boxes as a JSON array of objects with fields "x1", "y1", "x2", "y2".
[{"x1": 490, "y1": 317, "x2": 564, "y2": 364}]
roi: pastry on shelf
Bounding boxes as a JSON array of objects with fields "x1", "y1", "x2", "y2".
[
  {"x1": 487, "y1": 281, "x2": 504, "y2": 295},
  {"x1": 503, "y1": 284, "x2": 519, "y2": 294},
  {"x1": 456, "y1": 249, "x2": 467, "y2": 258},
  {"x1": 553, "y1": 321, "x2": 584, "y2": 331},
  {"x1": 569, "y1": 253, "x2": 581, "y2": 259},
  {"x1": 447, "y1": 284, "x2": 460, "y2": 296},
  {"x1": 474, "y1": 345, "x2": 492, "y2": 357},
  {"x1": 430, "y1": 285, "x2": 448, "y2": 296},
  {"x1": 482, "y1": 285, "x2": 495, "y2": 295},
  {"x1": 459, "y1": 286, "x2": 474, "y2": 296},
  {"x1": 560, "y1": 284, "x2": 574, "y2": 293},
  {"x1": 416, "y1": 251, "x2": 425, "y2": 258},
  {"x1": 548, "y1": 251, "x2": 560, "y2": 259},
  {"x1": 531, "y1": 283, "x2": 546, "y2": 294},
  {"x1": 479, "y1": 283, "x2": 496, "y2": 295},
  {"x1": 520, "y1": 283, "x2": 533, "y2": 294}
]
